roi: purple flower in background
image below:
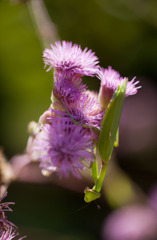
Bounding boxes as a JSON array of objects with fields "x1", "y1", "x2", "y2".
[
  {"x1": 43, "y1": 41, "x2": 99, "y2": 76},
  {"x1": 35, "y1": 119, "x2": 94, "y2": 178},
  {"x1": 148, "y1": 185, "x2": 157, "y2": 213},
  {"x1": 102, "y1": 205, "x2": 157, "y2": 240},
  {"x1": 98, "y1": 66, "x2": 141, "y2": 108},
  {"x1": 53, "y1": 71, "x2": 87, "y2": 103},
  {"x1": 0, "y1": 228, "x2": 26, "y2": 240},
  {"x1": 0, "y1": 192, "x2": 16, "y2": 234}
]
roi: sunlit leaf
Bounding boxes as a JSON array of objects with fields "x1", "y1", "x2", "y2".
[{"x1": 98, "y1": 79, "x2": 127, "y2": 162}]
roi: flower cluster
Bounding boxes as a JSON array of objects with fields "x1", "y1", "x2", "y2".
[
  {"x1": 0, "y1": 192, "x2": 26, "y2": 240},
  {"x1": 35, "y1": 41, "x2": 102, "y2": 178},
  {"x1": 33, "y1": 41, "x2": 141, "y2": 178}
]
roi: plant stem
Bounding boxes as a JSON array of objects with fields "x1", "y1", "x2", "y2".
[
  {"x1": 28, "y1": 0, "x2": 59, "y2": 48},
  {"x1": 93, "y1": 161, "x2": 108, "y2": 193},
  {"x1": 84, "y1": 159, "x2": 109, "y2": 202},
  {"x1": 91, "y1": 149, "x2": 98, "y2": 184}
]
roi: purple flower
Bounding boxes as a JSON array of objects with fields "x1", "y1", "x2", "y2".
[
  {"x1": 51, "y1": 92, "x2": 104, "y2": 131},
  {"x1": 98, "y1": 66, "x2": 141, "y2": 108},
  {"x1": 43, "y1": 41, "x2": 99, "y2": 76},
  {"x1": 102, "y1": 205, "x2": 157, "y2": 240},
  {"x1": 53, "y1": 71, "x2": 87, "y2": 103},
  {"x1": 0, "y1": 192, "x2": 16, "y2": 234},
  {"x1": 148, "y1": 185, "x2": 157, "y2": 213},
  {"x1": 34, "y1": 119, "x2": 94, "y2": 178},
  {"x1": 0, "y1": 228, "x2": 26, "y2": 240}
]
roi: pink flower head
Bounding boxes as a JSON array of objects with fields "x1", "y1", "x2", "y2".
[
  {"x1": 34, "y1": 119, "x2": 94, "y2": 178},
  {"x1": 0, "y1": 192, "x2": 16, "y2": 234},
  {"x1": 43, "y1": 41, "x2": 99, "y2": 76},
  {"x1": 53, "y1": 71, "x2": 87, "y2": 103},
  {"x1": 52, "y1": 92, "x2": 104, "y2": 131},
  {"x1": 148, "y1": 185, "x2": 157, "y2": 213},
  {"x1": 0, "y1": 228, "x2": 26, "y2": 240},
  {"x1": 102, "y1": 205, "x2": 157, "y2": 240},
  {"x1": 98, "y1": 66, "x2": 141, "y2": 108}
]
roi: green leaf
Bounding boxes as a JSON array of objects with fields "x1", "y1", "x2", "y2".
[{"x1": 98, "y1": 79, "x2": 127, "y2": 162}]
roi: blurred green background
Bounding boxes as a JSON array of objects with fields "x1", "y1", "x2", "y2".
[{"x1": 1, "y1": 0, "x2": 157, "y2": 239}]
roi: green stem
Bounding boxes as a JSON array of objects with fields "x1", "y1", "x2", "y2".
[
  {"x1": 93, "y1": 161, "x2": 108, "y2": 193},
  {"x1": 84, "y1": 160, "x2": 109, "y2": 203},
  {"x1": 91, "y1": 149, "x2": 98, "y2": 184}
]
